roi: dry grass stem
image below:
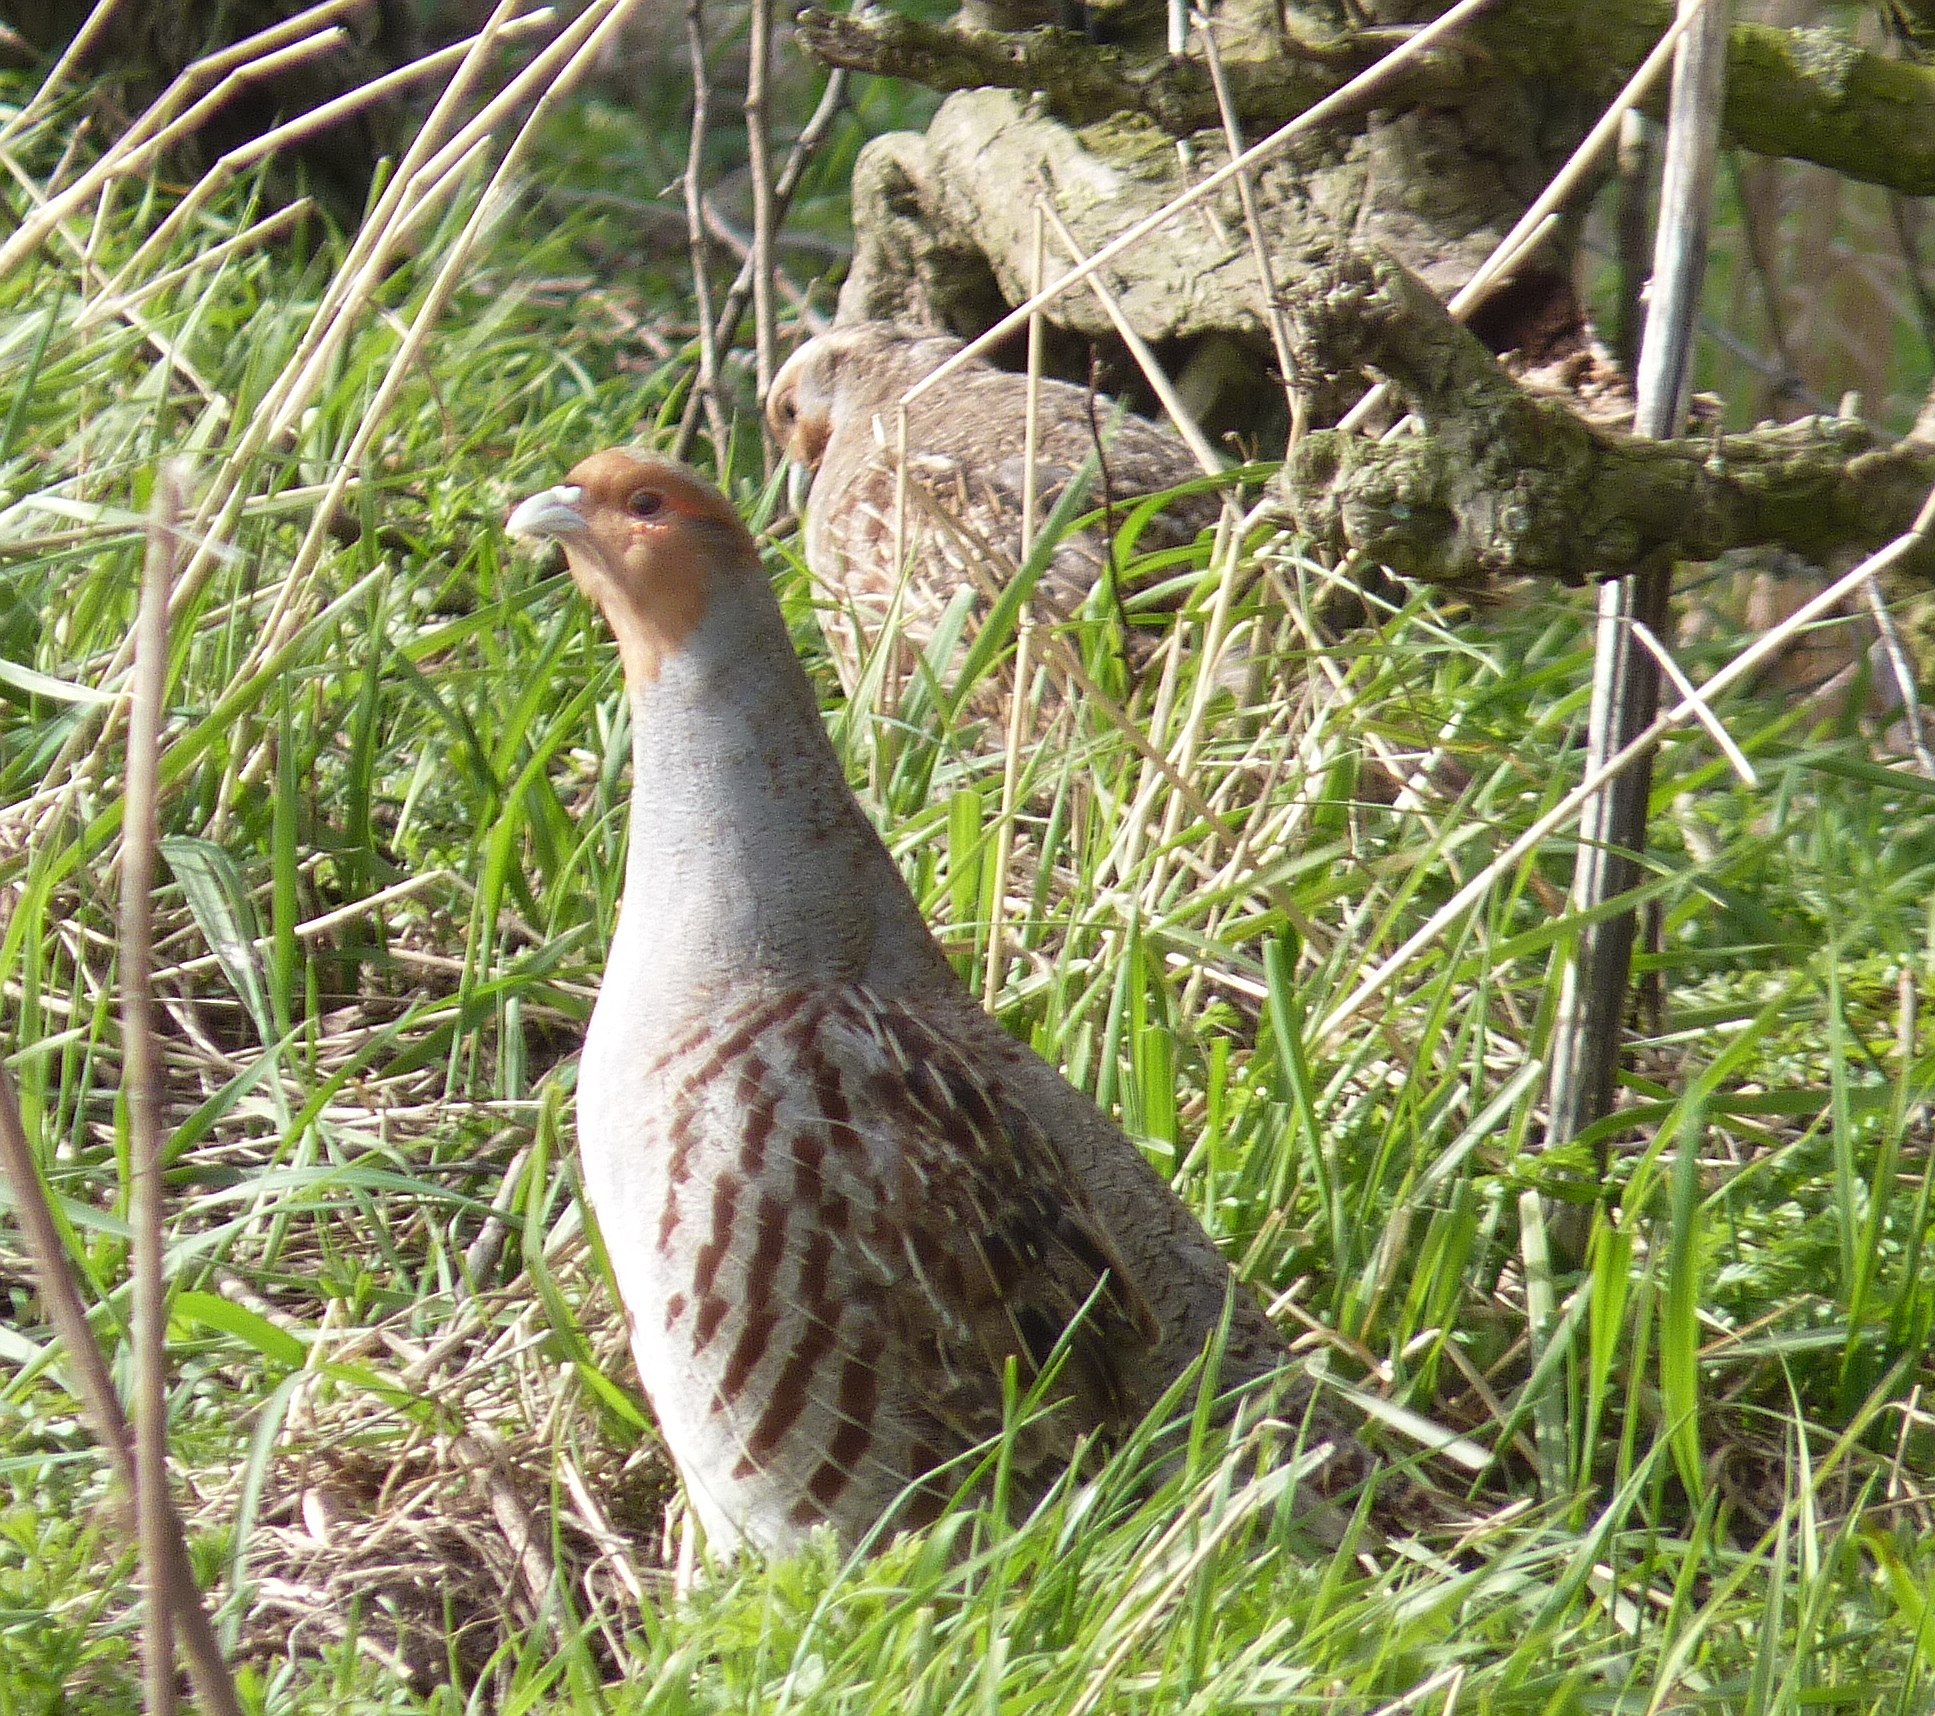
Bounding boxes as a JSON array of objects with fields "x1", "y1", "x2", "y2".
[
  {"x1": 109, "y1": 7, "x2": 558, "y2": 286},
  {"x1": 1036, "y1": 201, "x2": 1223, "y2": 478},
  {"x1": 78, "y1": 198, "x2": 315, "y2": 329},
  {"x1": 1628, "y1": 620, "x2": 1755, "y2": 785},
  {"x1": 985, "y1": 214, "x2": 1053, "y2": 1010},
  {"x1": 0, "y1": 146, "x2": 226, "y2": 405},
  {"x1": 1860, "y1": 578, "x2": 1935, "y2": 774},
  {"x1": 125, "y1": 468, "x2": 181, "y2": 1714},
  {"x1": 218, "y1": 1, "x2": 653, "y2": 811},
  {"x1": 0, "y1": 0, "x2": 370, "y2": 278},
  {"x1": 1194, "y1": 11, "x2": 1302, "y2": 445},
  {"x1": 0, "y1": 0, "x2": 127, "y2": 142},
  {"x1": 683, "y1": 0, "x2": 732, "y2": 459},
  {"x1": 746, "y1": 0, "x2": 779, "y2": 407},
  {"x1": 21, "y1": 0, "x2": 564, "y2": 827}
]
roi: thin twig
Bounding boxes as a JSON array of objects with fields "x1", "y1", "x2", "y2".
[
  {"x1": 746, "y1": 0, "x2": 778, "y2": 411},
  {"x1": 1889, "y1": 195, "x2": 1935, "y2": 356},
  {"x1": 697, "y1": 196, "x2": 824, "y2": 317},
  {"x1": 673, "y1": 69, "x2": 847, "y2": 461},
  {"x1": 683, "y1": 0, "x2": 731, "y2": 458},
  {"x1": 1614, "y1": 112, "x2": 1654, "y2": 376},
  {"x1": 1729, "y1": 155, "x2": 1802, "y2": 416}
]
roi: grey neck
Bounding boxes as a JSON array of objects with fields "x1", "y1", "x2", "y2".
[{"x1": 609, "y1": 579, "x2": 905, "y2": 1016}]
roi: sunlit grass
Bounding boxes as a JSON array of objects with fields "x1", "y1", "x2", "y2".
[{"x1": 0, "y1": 47, "x2": 1931, "y2": 1716}]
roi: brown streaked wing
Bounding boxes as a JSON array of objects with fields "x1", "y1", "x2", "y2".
[{"x1": 816, "y1": 987, "x2": 1162, "y2": 1469}]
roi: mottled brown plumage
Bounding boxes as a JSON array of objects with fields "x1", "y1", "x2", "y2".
[
  {"x1": 507, "y1": 451, "x2": 1365, "y2": 1556},
  {"x1": 767, "y1": 322, "x2": 1221, "y2": 699}
]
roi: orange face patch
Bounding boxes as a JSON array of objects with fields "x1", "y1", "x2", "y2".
[{"x1": 546, "y1": 451, "x2": 757, "y2": 686}]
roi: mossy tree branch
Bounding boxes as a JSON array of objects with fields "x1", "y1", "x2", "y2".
[
  {"x1": 796, "y1": 0, "x2": 1935, "y2": 197},
  {"x1": 1280, "y1": 250, "x2": 1935, "y2": 585},
  {"x1": 794, "y1": 6, "x2": 1405, "y2": 131}
]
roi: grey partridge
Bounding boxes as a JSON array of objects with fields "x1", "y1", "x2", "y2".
[
  {"x1": 766, "y1": 321, "x2": 1221, "y2": 703},
  {"x1": 507, "y1": 450, "x2": 1355, "y2": 1556}
]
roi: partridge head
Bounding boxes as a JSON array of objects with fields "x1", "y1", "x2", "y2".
[
  {"x1": 506, "y1": 449, "x2": 754, "y2": 687},
  {"x1": 509, "y1": 450, "x2": 1363, "y2": 1557}
]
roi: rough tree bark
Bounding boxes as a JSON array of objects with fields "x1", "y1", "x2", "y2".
[{"x1": 791, "y1": 0, "x2": 1935, "y2": 587}]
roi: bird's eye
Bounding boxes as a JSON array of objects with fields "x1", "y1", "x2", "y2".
[{"x1": 627, "y1": 488, "x2": 665, "y2": 519}]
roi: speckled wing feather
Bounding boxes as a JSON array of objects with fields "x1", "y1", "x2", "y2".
[
  {"x1": 841, "y1": 991, "x2": 1163, "y2": 1444},
  {"x1": 642, "y1": 982, "x2": 1162, "y2": 1539}
]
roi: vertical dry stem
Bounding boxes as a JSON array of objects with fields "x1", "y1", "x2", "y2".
[
  {"x1": 746, "y1": 0, "x2": 778, "y2": 410},
  {"x1": 1544, "y1": 0, "x2": 1730, "y2": 1183},
  {"x1": 684, "y1": 0, "x2": 731, "y2": 459},
  {"x1": 124, "y1": 468, "x2": 182, "y2": 1714},
  {"x1": 983, "y1": 211, "x2": 1050, "y2": 1013},
  {"x1": 0, "y1": 1068, "x2": 243, "y2": 1715}
]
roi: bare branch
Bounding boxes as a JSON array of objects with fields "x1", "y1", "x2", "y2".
[
  {"x1": 797, "y1": 0, "x2": 1935, "y2": 197},
  {"x1": 1280, "y1": 248, "x2": 1935, "y2": 585},
  {"x1": 673, "y1": 69, "x2": 848, "y2": 461},
  {"x1": 900, "y1": 0, "x2": 1506, "y2": 408}
]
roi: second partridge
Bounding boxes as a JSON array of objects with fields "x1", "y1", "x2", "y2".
[{"x1": 767, "y1": 322, "x2": 1221, "y2": 700}]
